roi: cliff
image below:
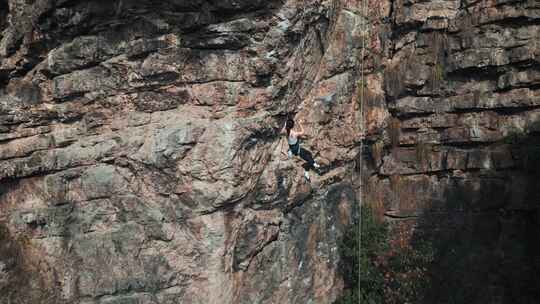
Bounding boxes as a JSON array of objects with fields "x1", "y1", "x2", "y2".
[
  {"x1": 0, "y1": 0, "x2": 538, "y2": 303},
  {"x1": 361, "y1": 0, "x2": 540, "y2": 302},
  {"x1": 0, "y1": 1, "x2": 362, "y2": 303}
]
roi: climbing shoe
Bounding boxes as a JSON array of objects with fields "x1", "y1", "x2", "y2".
[
  {"x1": 304, "y1": 171, "x2": 310, "y2": 181},
  {"x1": 313, "y1": 162, "x2": 320, "y2": 169}
]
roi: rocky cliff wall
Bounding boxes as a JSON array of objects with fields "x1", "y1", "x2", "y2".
[
  {"x1": 0, "y1": 0, "x2": 539, "y2": 303},
  {"x1": 361, "y1": 0, "x2": 540, "y2": 302},
  {"x1": 0, "y1": 1, "x2": 365, "y2": 303}
]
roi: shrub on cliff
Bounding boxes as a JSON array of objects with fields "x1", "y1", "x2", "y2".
[
  {"x1": 335, "y1": 205, "x2": 387, "y2": 304},
  {"x1": 335, "y1": 206, "x2": 434, "y2": 304}
]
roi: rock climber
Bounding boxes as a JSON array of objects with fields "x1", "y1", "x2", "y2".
[{"x1": 281, "y1": 117, "x2": 321, "y2": 180}]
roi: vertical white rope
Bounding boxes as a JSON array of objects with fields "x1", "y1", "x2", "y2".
[{"x1": 358, "y1": 0, "x2": 368, "y2": 302}]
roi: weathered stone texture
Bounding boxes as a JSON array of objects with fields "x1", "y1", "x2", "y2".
[
  {"x1": 363, "y1": 0, "x2": 540, "y2": 301},
  {"x1": 1, "y1": 0, "x2": 539, "y2": 302},
  {"x1": 0, "y1": 1, "x2": 363, "y2": 303}
]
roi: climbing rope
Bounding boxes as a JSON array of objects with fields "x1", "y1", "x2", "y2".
[{"x1": 358, "y1": 0, "x2": 369, "y2": 302}]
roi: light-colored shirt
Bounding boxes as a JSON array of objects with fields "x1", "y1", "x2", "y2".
[{"x1": 288, "y1": 133, "x2": 298, "y2": 145}]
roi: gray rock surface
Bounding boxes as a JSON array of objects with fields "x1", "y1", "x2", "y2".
[
  {"x1": 1, "y1": 0, "x2": 538, "y2": 302},
  {"x1": 0, "y1": 1, "x2": 362, "y2": 303},
  {"x1": 362, "y1": 0, "x2": 540, "y2": 302}
]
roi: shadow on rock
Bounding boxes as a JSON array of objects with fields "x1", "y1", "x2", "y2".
[
  {"x1": 336, "y1": 122, "x2": 540, "y2": 304},
  {"x1": 413, "y1": 125, "x2": 540, "y2": 304},
  {"x1": 0, "y1": 223, "x2": 62, "y2": 304}
]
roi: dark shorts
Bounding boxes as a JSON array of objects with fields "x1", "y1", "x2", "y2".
[
  {"x1": 288, "y1": 141, "x2": 316, "y2": 170},
  {"x1": 289, "y1": 142, "x2": 300, "y2": 155}
]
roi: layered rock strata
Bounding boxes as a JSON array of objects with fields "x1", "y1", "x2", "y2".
[
  {"x1": 1, "y1": 0, "x2": 539, "y2": 303},
  {"x1": 0, "y1": 1, "x2": 365, "y2": 303},
  {"x1": 362, "y1": 0, "x2": 540, "y2": 302}
]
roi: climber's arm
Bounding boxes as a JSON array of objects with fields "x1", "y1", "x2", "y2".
[
  {"x1": 296, "y1": 120, "x2": 306, "y2": 138},
  {"x1": 279, "y1": 120, "x2": 287, "y2": 135}
]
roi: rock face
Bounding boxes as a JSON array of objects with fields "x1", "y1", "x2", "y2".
[
  {"x1": 1, "y1": 0, "x2": 538, "y2": 303},
  {"x1": 360, "y1": 0, "x2": 540, "y2": 302},
  {"x1": 0, "y1": 1, "x2": 363, "y2": 303}
]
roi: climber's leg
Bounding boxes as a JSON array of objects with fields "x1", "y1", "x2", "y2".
[{"x1": 299, "y1": 147, "x2": 319, "y2": 171}]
